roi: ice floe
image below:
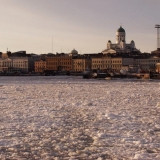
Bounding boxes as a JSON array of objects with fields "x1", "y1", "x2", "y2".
[{"x1": 0, "y1": 76, "x2": 160, "y2": 159}]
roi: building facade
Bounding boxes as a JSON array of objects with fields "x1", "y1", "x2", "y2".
[
  {"x1": 156, "y1": 63, "x2": 160, "y2": 73},
  {"x1": 91, "y1": 57, "x2": 111, "y2": 71},
  {"x1": 34, "y1": 60, "x2": 46, "y2": 73},
  {"x1": 0, "y1": 58, "x2": 12, "y2": 71},
  {"x1": 91, "y1": 57, "x2": 134, "y2": 72},
  {"x1": 11, "y1": 57, "x2": 28, "y2": 72},
  {"x1": 0, "y1": 57, "x2": 29, "y2": 72},
  {"x1": 73, "y1": 57, "x2": 91, "y2": 72},
  {"x1": 28, "y1": 55, "x2": 41, "y2": 72},
  {"x1": 45, "y1": 49, "x2": 79, "y2": 71},
  {"x1": 46, "y1": 54, "x2": 72, "y2": 71},
  {"x1": 134, "y1": 56, "x2": 160, "y2": 72}
]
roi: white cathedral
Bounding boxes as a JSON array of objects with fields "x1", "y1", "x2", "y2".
[{"x1": 102, "y1": 26, "x2": 140, "y2": 54}]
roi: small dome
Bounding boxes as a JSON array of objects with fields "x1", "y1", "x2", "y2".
[
  {"x1": 108, "y1": 40, "x2": 111, "y2": 43},
  {"x1": 70, "y1": 49, "x2": 78, "y2": 54},
  {"x1": 131, "y1": 40, "x2": 135, "y2": 43},
  {"x1": 117, "y1": 26, "x2": 125, "y2": 32}
]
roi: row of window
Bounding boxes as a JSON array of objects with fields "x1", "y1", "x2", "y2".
[
  {"x1": 46, "y1": 66, "x2": 72, "y2": 69},
  {"x1": 0, "y1": 65, "x2": 27, "y2": 67},
  {"x1": 47, "y1": 59, "x2": 72, "y2": 61},
  {"x1": 13, "y1": 65, "x2": 28, "y2": 67},
  {"x1": 0, "y1": 65, "x2": 12, "y2": 67},
  {"x1": 2, "y1": 63, "x2": 27, "y2": 65},
  {"x1": 92, "y1": 61, "x2": 122, "y2": 63},
  {"x1": 74, "y1": 69, "x2": 84, "y2": 71},
  {"x1": 35, "y1": 69, "x2": 44, "y2": 71},
  {"x1": 35, "y1": 63, "x2": 46, "y2": 65},
  {"x1": 47, "y1": 62, "x2": 72, "y2": 65},
  {"x1": 35, "y1": 67, "x2": 46, "y2": 69},
  {"x1": 92, "y1": 65, "x2": 122, "y2": 68},
  {"x1": 74, "y1": 66, "x2": 84, "y2": 68},
  {"x1": 74, "y1": 63, "x2": 84, "y2": 65},
  {"x1": 35, "y1": 65, "x2": 46, "y2": 67},
  {"x1": 136, "y1": 60, "x2": 160, "y2": 62},
  {"x1": 13, "y1": 61, "x2": 26, "y2": 63},
  {"x1": 140, "y1": 64, "x2": 156, "y2": 66}
]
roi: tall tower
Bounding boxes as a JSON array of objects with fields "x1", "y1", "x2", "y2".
[
  {"x1": 155, "y1": 24, "x2": 160, "y2": 50},
  {"x1": 116, "y1": 26, "x2": 126, "y2": 44}
]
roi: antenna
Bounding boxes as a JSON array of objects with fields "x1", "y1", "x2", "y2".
[
  {"x1": 155, "y1": 24, "x2": 160, "y2": 49},
  {"x1": 52, "y1": 36, "x2": 53, "y2": 54}
]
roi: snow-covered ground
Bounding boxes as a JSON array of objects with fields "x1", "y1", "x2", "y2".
[{"x1": 0, "y1": 76, "x2": 160, "y2": 160}]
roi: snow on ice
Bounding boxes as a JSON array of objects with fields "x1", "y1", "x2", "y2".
[{"x1": 0, "y1": 76, "x2": 160, "y2": 159}]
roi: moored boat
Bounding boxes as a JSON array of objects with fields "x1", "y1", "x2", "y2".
[{"x1": 82, "y1": 71, "x2": 92, "y2": 79}]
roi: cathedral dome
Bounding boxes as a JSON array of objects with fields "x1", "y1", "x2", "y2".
[
  {"x1": 117, "y1": 26, "x2": 125, "y2": 32},
  {"x1": 69, "y1": 49, "x2": 78, "y2": 56},
  {"x1": 70, "y1": 49, "x2": 78, "y2": 54}
]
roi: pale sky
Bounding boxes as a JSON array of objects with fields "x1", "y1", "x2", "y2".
[{"x1": 0, "y1": 0, "x2": 159, "y2": 54}]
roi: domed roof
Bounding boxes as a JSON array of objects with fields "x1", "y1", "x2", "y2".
[
  {"x1": 70, "y1": 49, "x2": 78, "y2": 54},
  {"x1": 131, "y1": 40, "x2": 135, "y2": 43},
  {"x1": 108, "y1": 40, "x2": 111, "y2": 43},
  {"x1": 117, "y1": 26, "x2": 125, "y2": 32}
]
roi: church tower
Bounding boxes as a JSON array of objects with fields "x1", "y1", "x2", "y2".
[{"x1": 116, "y1": 26, "x2": 126, "y2": 44}]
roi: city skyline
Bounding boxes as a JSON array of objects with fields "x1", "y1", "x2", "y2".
[{"x1": 0, "y1": 0, "x2": 160, "y2": 54}]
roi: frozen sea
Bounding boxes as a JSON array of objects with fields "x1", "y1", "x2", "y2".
[{"x1": 0, "y1": 76, "x2": 160, "y2": 160}]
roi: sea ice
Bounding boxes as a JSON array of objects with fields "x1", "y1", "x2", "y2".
[{"x1": 0, "y1": 76, "x2": 160, "y2": 159}]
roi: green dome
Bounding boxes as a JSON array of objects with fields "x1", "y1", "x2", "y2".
[{"x1": 117, "y1": 26, "x2": 125, "y2": 32}]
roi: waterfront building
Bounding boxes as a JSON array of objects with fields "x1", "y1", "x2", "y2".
[
  {"x1": 28, "y1": 55, "x2": 41, "y2": 72},
  {"x1": 45, "y1": 49, "x2": 79, "y2": 71},
  {"x1": 0, "y1": 58, "x2": 12, "y2": 71},
  {"x1": 156, "y1": 63, "x2": 160, "y2": 72},
  {"x1": 91, "y1": 57, "x2": 134, "y2": 72},
  {"x1": 7, "y1": 51, "x2": 41, "y2": 72},
  {"x1": 0, "y1": 57, "x2": 29, "y2": 72},
  {"x1": 56, "y1": 54, "x2": 72, "y2": 71},
  {"x1": 11, "y1": 57, "x2": 28, "y2": 72},
  {"x1": 46, "y1": 53, "x2": 73, "y2": 71},
  {"x1": 111, "y1": 57, "x2": 134, "y2": 72},
  {"x1": 91, "y1": 57, "x2": 111, "y2": 71},
  {"x1": 34, "y1": 60, "x2": 46, "y2": 73},
  {"x1": 102, "y1": 26, "x2": 140, "y2": 54},
  {"x1": 72, "y1": 56, "x2": 91, "y2": 72},
  {"x1": 46, "y1": 55, "x2": 58, "y2": 71},
  {"x1": 134, "y1": 56, "x2": 160, "y2": 72}
]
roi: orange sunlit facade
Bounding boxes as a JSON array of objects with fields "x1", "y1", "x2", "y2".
[
  {"x1": 34, "y1": 60, "x2": 46, "y2": 73},
  {"x1": 46, "y1": 55, "x2": 72, "y2": 71},
  {"x1": 156, "y1": 63, "x2": 160, "y2": 73}
]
